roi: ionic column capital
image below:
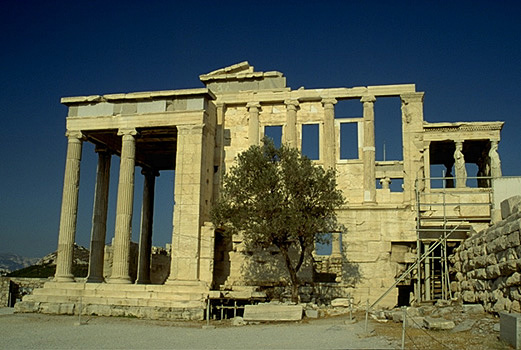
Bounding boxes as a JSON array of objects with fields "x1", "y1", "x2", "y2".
[
  {"x1": 117, "y1": 128, "x2": 138, "y2": 137},
  {"x1": 284, "y1": 99, "x2": 300, "y2": 110},
  {"x1": 360, "y1": 95, "x2": 376, "y2": 104},
  {"x1": 141, "y1": 167, "x2": 160, "y2": 177},
  {"x1": 65, "y1": 130, "x2": 85, "y2": 140},
  {"x1": 246, "y1": 102, "x2": 261, "y2": 111},
  {"x1": 321, "y1": 98, "x2": 337, "y2": 108}
]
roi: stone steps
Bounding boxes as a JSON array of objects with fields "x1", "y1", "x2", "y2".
[{"x1": 16, "y1": 281, "x2": 209, "y2": 320}]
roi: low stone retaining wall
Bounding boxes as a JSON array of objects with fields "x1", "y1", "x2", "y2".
[
  {"x1": 0, "y1": 277, "x2": 48, "y2": 307},
  {"x1": 450, "y1": 198, "x2": 521, "y2": 313}
]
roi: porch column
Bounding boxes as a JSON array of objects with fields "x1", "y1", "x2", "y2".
[
  {"x1": 454, "y1": 141, "x2": 467, "y2": 188},
  {"x1": 489, "y1": 140, "x2": 502, "y2": 178},
  {"x1": 136, "y1": 168, "x2": 158, "y2": 284},
  {"x1": 167, "y1": 124, "x2": 207, "y2": 283},
  {"x1": 86, "y1": 147, "x2": 111, "y2": 283},
  {"x1": 247, "y1": 102, "x2": 260, "y2": 146},
  {"x1": 322, "y1": 98, "x2": 337, "y2": 169},
  {"x1": 284, "y1": 99, "x2": 299, "y2": 148},
  {"x1": 109, "y1": 128, "x2": 138, "y2": 284},
  {"x1": 361, "y1": 95, "x2": 376, "y2": 203},
  {"x1": 331, "y1": 232, "x2": 342, "y2": 258},
  {"x1": 54, "y1": 131, "x2": 84, "y2": 282}
]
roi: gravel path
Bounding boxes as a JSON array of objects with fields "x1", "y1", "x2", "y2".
[{"x1": 0, "y1": 308, "x2": 398, "y2": 349}]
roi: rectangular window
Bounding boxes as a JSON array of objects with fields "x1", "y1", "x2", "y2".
[
  {"x1": 340, "y1": 122, "x2": 358, "y2": 159},
  {"x1": 264, "y1": 125, "x2": 282, "y2": 148},
  {"x1": 301, "y1": 124, "x2": 320, "y2": 160}
]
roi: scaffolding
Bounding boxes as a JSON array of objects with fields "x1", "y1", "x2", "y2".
[{"x1": 414, "y1": 176, "x2": 493, "y2": 303}]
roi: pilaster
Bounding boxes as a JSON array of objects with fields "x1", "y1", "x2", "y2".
[
  {"x1": 55, "y1": 131, "x2": 84, "y2": 282},
  {"x1": 167, "y1": 124, "x2": 207, "y2": 284},
  {"x1": 86, "y1": 146, "x2": 111, "y2": 283},
  {"x1": 247, "y1": 102, "x2": 261, "y2": 146},
  {"x1": 361, "y1": 95, "x2": 376, "y2": 203},
  {"x1": 109, "y1": 128, "x2": 138, "y2": 284}
]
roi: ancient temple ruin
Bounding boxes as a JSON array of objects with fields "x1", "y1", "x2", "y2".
[{"x1": 17, "y1": 62, "x2": 508, "y2": 319}]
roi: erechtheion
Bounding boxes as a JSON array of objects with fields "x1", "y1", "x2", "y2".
[{"x1": 17, "y1": 62, "x2": 509, "y2": 319}]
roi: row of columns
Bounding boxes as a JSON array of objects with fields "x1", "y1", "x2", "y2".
[
  {"x1": 55, "y1": 128, "x2": 159, "y2": 284},
  {"x1": 246, "y1": 96, "x2": 378, "y2": 201}
]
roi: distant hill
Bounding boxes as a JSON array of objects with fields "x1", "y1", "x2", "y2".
[
  {"x1": 0, "y1": 253, "x2": 39, "y2": 275},
  {"x1": 5, "y1": 244, "x2": 89, "y2": 278}
]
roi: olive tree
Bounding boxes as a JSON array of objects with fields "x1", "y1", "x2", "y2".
[{"x1": 211, "y1": 138, "x2": 344, "y2": 302}]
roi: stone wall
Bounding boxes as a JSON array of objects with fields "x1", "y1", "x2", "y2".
[
  {"x1": 450, "y1": 197, "x2": 521, "y2": 313},
  {"x1": 0, "y1": 277, "x2": 48, "y2": 307}
]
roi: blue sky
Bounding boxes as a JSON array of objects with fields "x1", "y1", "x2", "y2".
[{"x1": 1, "y1": 0, "x2": 520, "y2": 257}]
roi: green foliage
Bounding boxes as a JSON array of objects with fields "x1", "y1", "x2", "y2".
[{"x1": 211, "y1": 138, "x2": 344, "y2": 301}]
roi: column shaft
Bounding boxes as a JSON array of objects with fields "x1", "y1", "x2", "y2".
[
  {"x1": 361, "y1": 95, "x2": 376, "y2": 203},
  {"x1": 136, "y1": 169, "x2": 157, "y2": 284},
  {"x1": 109, "y1": 129, "x2": 137, "y2": 284},
  {"x1": 55, "y1": 131, "x2": 83, "y2": 282},
  {"x1": 247, "y1": 102, "x2": 260, "y2": 146},
  {"x1": 87, "y1": 148, "x2": 111, "y2": 282},
  {"x1": 331, "y1": 232, "x2": 342, "y2": 257},
  {"x1": 322, "y1": 98, "x2": 337, "y2": 169},
  {"x1": 284, "y1": 100, "x2": 299, "y2": 148}
]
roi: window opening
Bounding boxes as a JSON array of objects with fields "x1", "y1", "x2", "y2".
[
  {"x1": 374, "y1": 98, "x2": 402, "y2": 161},
  {"x1": 264, "y1": 125, "x2": 282, "y2": 148},
  {"x1": 301, "y1": 124, "x2": 320, "y2": 160},
  {"x1": 339, "y1": 122, "x2": 358, "y2": 159}
]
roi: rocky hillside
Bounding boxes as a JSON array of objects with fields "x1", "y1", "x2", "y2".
[{"x1": 0, "y1": 253, "x2": 39, "y2": 275}]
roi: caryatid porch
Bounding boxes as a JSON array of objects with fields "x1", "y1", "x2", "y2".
[{"x1": 54, "y1": 89, "x2": 217, "y2": 290}]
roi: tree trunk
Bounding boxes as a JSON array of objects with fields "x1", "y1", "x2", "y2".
[{"x1": 280, "y1": 245, "x2": 300, "y2": 303}]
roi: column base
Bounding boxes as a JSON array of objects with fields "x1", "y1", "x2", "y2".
[
  {"x1": 135, "y1": 279, "x2": 151, "y2": 285},
  {"x1": 107, "y1": 276, "x2": 132, "y2": 284},
  {"x1": 86, "y1": 276, "x2": 105, "y2": 283},
  {"x1": 54, "y1": 275, "x2": 75, "y2": 282}
]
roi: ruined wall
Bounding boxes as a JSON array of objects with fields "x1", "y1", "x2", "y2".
[
  {"x1": 450, "y1": 198, "x2": 521, "y2": 313},
  {"x1": 0, "y1": 277, "x2": 48, "y2": 307}
]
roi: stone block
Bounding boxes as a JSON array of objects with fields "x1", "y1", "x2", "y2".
[
  {"x1": 243, "y1": 304, "x2": 303, "y2": 322},
  {"x1": 423, "y1": 316, "x2": 455, "y2": 330},
  {"x1": 501, "y1": 196, "x2": 521, "y2": 220},
  {"x1": 305, "y1": 309, "x2": 319, "y2": 318},
  {"x1": 452, "y1": 319, "x2": 477, "y2": 333},
  {"x1": 331, "y1": 298, "x2": 351, "y2": 307},
  {"x1": 462, "y1": 304, "x2": 485, "y2": 314},
  {"x1": 500, "y1": 312, "x2": 521, "y2": 349}
]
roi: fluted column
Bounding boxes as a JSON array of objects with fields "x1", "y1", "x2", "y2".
[
  {"x1": 86, "y1": 147, "x2": 111, "y2": 283},
  {"x1": 361, "y1": 95, "x2": 376, "y2": 203},
  {"x1": 247, "y1": 102, "x2": 261, "y2": 146},
  {"x1": 454, "y1": 141, "x2": 467, "y2": 188},
  {"x1": 55, "y1": 131, "x2": 84, "y2": 282},
  {"x1": 136, "y1": 168, "x2": 158, "y2": 284},
  {"x1": 284, "y1": 99, "x2": 299, "y2": 148},
  {"x1": 109, "y1": 128, "x2": 138, "y2": 284}
]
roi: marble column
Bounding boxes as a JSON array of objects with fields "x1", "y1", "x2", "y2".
[
  {"x1": 247, "y1": 102, "x2": 261, "y2": 146},
  {"x1": 284, "y1": 99, "x2": 299, "y2": 148},
  {"x1": 361, "y1": 95, "x2": 376, "y2": 203},
  {"x1": 136, "y1": 168, "x2": 158, "y2": 284},
  {"x1": 454, "y1": 141, "x2": 467, "y2": 188},
  {"x1": 86, "y1": 147, "x2": 111, "y2": 283},
  {"x1": 55, "y1": 131, "x2": 84, "y2": 282},
  {"x1": 322, "y1": 98, "x2": 337, "y2": 169},
  {"x1": 109, "y1": 128, "x2": 138, "y2": 284}
]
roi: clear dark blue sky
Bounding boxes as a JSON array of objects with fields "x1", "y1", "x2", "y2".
[{"x1": 1, "y1": 0, "x2": 520, "y2": 258}]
